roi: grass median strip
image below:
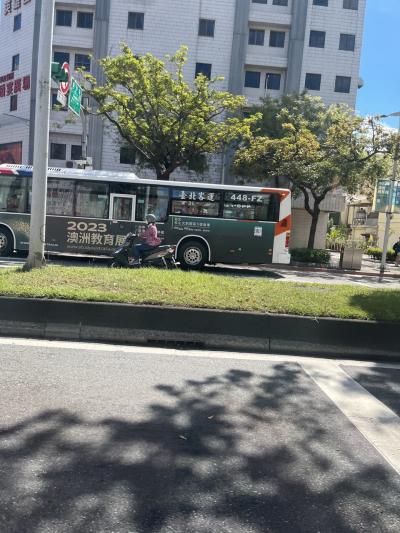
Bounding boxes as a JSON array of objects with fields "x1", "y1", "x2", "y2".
[{"x1": 0, "y1": 266, "x2": 399, "y2": 321}]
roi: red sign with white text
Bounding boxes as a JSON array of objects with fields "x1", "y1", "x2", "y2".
[
  {"x1": 59, "y1": 62, "x2": 70, "y2": 95},
  {"x1": 0, "y1": 71, "x2": 30, "y2": 98},
  {"x1": 3, "y1": 0, "x2": 32, "y2": 17}
]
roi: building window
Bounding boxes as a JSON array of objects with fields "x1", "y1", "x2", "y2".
[
  {"x1": 77, "y1": 12, "x2": 94, "y2": 29},
  {"x1": 309, "y1": 30, "x2": 326, "y2": 48},
  {"x1": 10, "y1": 95, "x2": 18, "y2": 112},
  {"x1": 273, "y1": 0, "x2": 288, "y2": 5},
  {"x1": 128, "y1": 12, "x2": 144, "y2": 30},
  {"x1": 11, "y1": 54, "x2": 20, "y2": 72},
  {"x1": 266, "y1": 73, "x2": 281, "y2": 90},
  {"x1": 71, "y1": 145, "x2": 83, "y2": 160},
  {"x1": 195, "y1": 63, "x2": 212, "y2": 79},
  {"x1": 252, "y1": 0, "x2": 268, "y2": 3},
  {"x1": 335, "y1": 76, "x2": 351, "y2": 93},
  {"x1": 245, "y1": 71, "x2": 261, "y2": 88},
  {"x1": 249, "y1": 29, "x2": 265, "y2": 46},
  {"x1": 75, "y1": 54, "x2": 91, "y2": 71},
  {"x1": 198, "y1": 18, "x2": 215, "y2": 37},
  {"x1": 269, "y1": 31, "x2": 285, "y2": 47},
  {"x1": 313, "y1": 0, "x2": 328, "y2": 5},
  {"x1": 120, "y1": 146, "x2": 136, "y2": 165},
  {"x1": 54, "y1": 51, "x2": 70, "y2": 65},
  {"x1": 305, "y1": 73, "x2": 321, "y2": 91},
  {"x1": 13, "y1": 13, "x2": 21, "y2": 31},
  {"x1": 339, "y1": 33, "x2": 356, "y2": 51},
  {"x1": 56, "y1": 10, "x2": 72, "y2": 27},
  {"x1": 50, "y1": 143, "x2": 67, "y2": 160},
  {"x1": 343, "y1": 0, "x2": 358, "y2": 9}
]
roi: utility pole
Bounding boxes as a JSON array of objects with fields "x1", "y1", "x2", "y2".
[
  {"x1": 380, "y1": 113, "x2": 400, "y2": 275},
  {"x1": 81, "y1": 96, "x2": 89, "y2": 162},
  {"x1": 24, "y1": 0, "x2": 55, "y2": 271}
]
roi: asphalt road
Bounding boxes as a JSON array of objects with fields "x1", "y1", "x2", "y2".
[
  {"x1": 0, "y1": 338, "x2": 399, "y2": 533},
  {"x1": 1, "y1": 255, "x2": 399, "y2": 287}
]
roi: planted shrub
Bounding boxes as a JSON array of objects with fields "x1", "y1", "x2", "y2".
[
  {"x1": 290, "y1": 248, "x2": 331, "y2": 264},
  {"x1": 366, "y1": 247, "x2": 396, "y2": 261}
]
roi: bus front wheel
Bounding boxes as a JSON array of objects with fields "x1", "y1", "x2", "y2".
[
  {"x1": 178, "y1": 240, "x2": 207, "y2": 270},
  {"x1": 0, "y1": 227, "x2": 13, "y2": 257}
]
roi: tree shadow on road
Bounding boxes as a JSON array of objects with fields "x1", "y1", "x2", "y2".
[{"x1": 1, "y1": 364, "x2": 399, "y2": 532}]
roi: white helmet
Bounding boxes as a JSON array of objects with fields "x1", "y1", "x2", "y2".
[{"x1": 146, "y1": 213, "x2": 156, "y2": 223}]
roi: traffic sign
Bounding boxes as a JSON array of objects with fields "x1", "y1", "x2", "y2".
[
  {"x1": 374, "y1": 179, "x2": 400, "y2": 213},
  {"x1": 68, "y1": 78, "x2": 82, "y2": 116},
  {"x1": 59, "y1": 62, "x2": 70, "y2": 95},
  {"x1": 56, "y1": 90, "x2": 67, "y2": 107}
]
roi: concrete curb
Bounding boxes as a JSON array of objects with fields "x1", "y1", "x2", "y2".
[{"x1": 0, "y1": 297, "x2": 398, "y2": 359}]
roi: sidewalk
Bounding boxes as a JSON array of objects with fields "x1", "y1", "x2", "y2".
[{"x1": 261, "y1": 252, "x2": 400, "y2": 279}]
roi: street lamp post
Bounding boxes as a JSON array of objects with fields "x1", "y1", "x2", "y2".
[
  {"x1": 376, "y1": 112, "x2": 400, "y2": 275},
  {"x1": 23, "y1": 0, "x2": 55, "y2": 270}
]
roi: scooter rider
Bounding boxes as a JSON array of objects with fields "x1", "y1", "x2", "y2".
[{"x1": 132, "y1": 214, "x2": 161, "y2": 264}]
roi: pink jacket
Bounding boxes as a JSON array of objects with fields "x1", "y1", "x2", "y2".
[{"x1": 143, "y1": 224, "x2": 161, "y2": 246}]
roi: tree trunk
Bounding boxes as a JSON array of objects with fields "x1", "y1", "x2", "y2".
[{"x1": 307, "y1": 208, "x2": 320, "y2": 249}]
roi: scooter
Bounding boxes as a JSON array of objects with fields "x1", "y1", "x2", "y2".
[{"x1": 110, "y1": 233, "x2": 177, "y2": 269}]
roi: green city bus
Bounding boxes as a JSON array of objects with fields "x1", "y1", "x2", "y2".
[{"x1": 0, "y1": 164, "x2": 291, "y2": 268}]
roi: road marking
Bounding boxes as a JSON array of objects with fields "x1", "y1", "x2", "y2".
[
  {"x1": 0, "y1": 337, "x2": 399, "y2": 368},
  {"x1": 304, "y1": 361, "x2": 400, "y2": 476}
]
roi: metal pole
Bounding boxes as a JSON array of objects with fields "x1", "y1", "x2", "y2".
[
  {"x1": 81, "y1": 96, "x2": 89, "y2": 161},
  {"x1": 24, "y1": 0, "x2": 55, "y2": 270},
  {"x1": 380, "y1": 118, "x2": 400, "y2": 275}
]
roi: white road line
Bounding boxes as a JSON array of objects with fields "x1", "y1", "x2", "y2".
[
  {"x1": 304, "y1": 361, "x2": 400, "y2": 476},
  {"x1": 0, "y1": 337, "x2": 399, "y2": 368}
]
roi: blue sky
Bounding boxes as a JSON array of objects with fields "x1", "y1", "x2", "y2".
[{"x1": 356, "y1": 0, "x2": 400, "y2": 128}]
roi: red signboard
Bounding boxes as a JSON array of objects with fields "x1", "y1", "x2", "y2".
[
  {"x1": 3, "y1": 0, "x2": 32, "y2": 17},
  {"x1": 0, "y1": 72, "x2": 30, "y2": 98},
  {"x1": 0, "y1": 142, "x2": 22, "y2": 164},
  {"x1": 59, "y1": 62, "x2": 70, "y2": 95}
]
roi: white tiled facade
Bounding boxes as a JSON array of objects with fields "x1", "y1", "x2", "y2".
[{"x1": 0, "y1": 0, "x2": 366, "y2": 174}]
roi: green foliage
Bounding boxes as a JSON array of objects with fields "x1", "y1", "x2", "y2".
[
  {"x1": 290, "y1": 248, "x2": 331, "y2": 264},
  {"x1": 84, "y1": 45, "x2": 257, "y2": 179},
  {"x1": 326, "y1": 224, "x2": 351, "y2": 248},
  {"x1": 234, "y1": 93, "x2": 398, "y2": 249},
  {"x1": 1, "y1": 266, "x2": 399, "y2": 321},
  {"x1": 366, "y1": 247, "x2": 396, "y2": 262}
]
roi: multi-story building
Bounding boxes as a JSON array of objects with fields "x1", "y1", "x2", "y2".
[{"x1": 0, "y1": 0, "x2": 366, "y2": 248}]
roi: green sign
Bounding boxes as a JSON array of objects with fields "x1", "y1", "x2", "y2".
[
  {"x1": 375, "y1": 179, "x2": 400, "y2": 213},
  {"x1": 68, "y1": 78, "x2": 82, "y2": 116}
]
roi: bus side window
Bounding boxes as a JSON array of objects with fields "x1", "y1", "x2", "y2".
[
  {"x1": 0, "y1": 176, "x2": 27, "y2": 213},
  {"x1": 222, "y1": 192, "x2": 278, "y2": 221},
  {"x1": 75, "y1": 181, "x2": 109, "y2": 219},
  {"x1": 136, "y1": 185, "x2": 169, "y2": 222},
  {"x1": 171, "y1": 189, "x2": 221, "y2": 217},
  {"x1": 46, "y1": 179, "x2": 75, "y2": 216}
]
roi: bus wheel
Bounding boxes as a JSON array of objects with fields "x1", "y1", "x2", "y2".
[
  {"x1": 0, "y1": 227, "x2": 13, "y2": 257},
  {"x1": 178, "y1": 240, "x2": 207, "y2": 270}
]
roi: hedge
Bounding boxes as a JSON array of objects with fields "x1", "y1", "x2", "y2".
[{"x1": 290, "y1": 248, "x2": 331, "y2": 264}]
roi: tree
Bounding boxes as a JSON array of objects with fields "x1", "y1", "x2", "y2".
[
  {"x1": 234, "y1": 94, "x2": 397, "y2": 249},
  {"x1": 84, "y1": 45, "x2": 256, "y2": 180}
]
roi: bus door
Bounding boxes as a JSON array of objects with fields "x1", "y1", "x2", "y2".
[{"x1": 109, "y1": 194, "x2": 136, "y2": 238}]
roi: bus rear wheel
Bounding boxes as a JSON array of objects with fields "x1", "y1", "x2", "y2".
[
  {"x1": 178, "y1": 240, "x2": 207, "y2": 270},
  {"x1": 0, "y1": 227, "x2": 13, "y2": 257}
]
